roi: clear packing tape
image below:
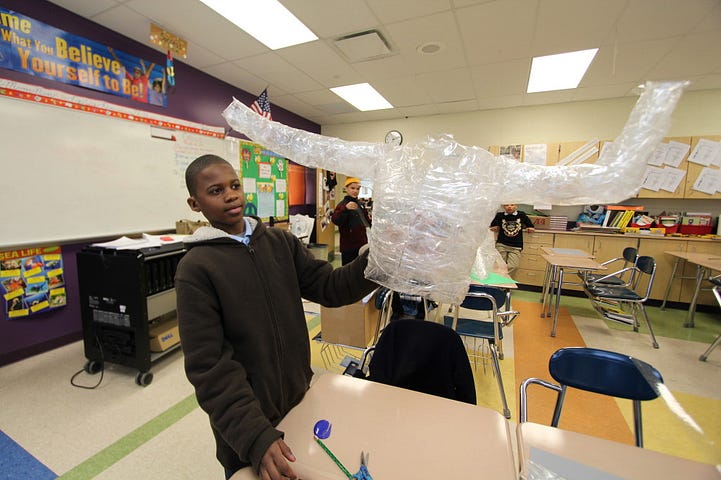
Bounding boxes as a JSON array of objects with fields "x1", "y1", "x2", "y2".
[{"x1": 223, "y1": 81, "x2": 688, "y2": 304}]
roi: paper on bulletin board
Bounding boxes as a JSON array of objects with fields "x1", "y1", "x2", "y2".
[
  {"x1": 692, "y1": 167, "x2": 721, "y2": 194},
  {"x1": 688, "y1": 139, "x2": 721, "y2": 167},
  {"x1": 523, "y1": 144, "x2": 548, "y2": 165}
]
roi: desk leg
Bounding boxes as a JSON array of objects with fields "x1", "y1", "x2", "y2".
[
  {"x1": 551, "y1": 267, "x2": 564, "y2": 337},
  {"x1": 684, "y1": 266, "x2": 706, "y2": 328},
  {"x1": 540, "y1": 263, "x2": 551, "y2": 304},
  {"x1": 661, "y1": 258, "x2": 681, "y2": 310},
  {"x1": 541, "y1": 264, "x2": 554, "y2": 318}
]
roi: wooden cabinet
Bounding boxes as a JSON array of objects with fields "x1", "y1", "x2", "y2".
[
  {"x1": 516, "y1": 231, "x2": 553, "y2": 286},
  {"x1": 593, "y1": 235, "x2": 639, "y2": 265},
  {"x1": 681, "y1": 241, "x2": 721, "y2": 305},
  {"x1": 553, "y1": 232, "x2": 595, "y2": 252},
  {"x1": 637, "y1": 238, "x2": 690, "y2": 302}
]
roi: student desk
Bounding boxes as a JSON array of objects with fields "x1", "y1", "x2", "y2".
[
  {"x1": 517, "y1": 422, "x2": 720, "y2": 480},
  {"x1": 540, "y1": 253, "x2": 605, "y2": 337},
  {"x1": 661, "y1": 251, "x2": 721, "y2": 327},
  {"x1": 231, "y1": 373, "x2": 517, "y2": 480}
]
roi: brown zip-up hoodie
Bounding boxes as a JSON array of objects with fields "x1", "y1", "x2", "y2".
[{"x1": 175, "y1": 217, "x2": 376, "y2": 473}]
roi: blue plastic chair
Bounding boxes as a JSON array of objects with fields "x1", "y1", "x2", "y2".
[
  {"x1": 519, "y1": 347, "x2": 664, "y2": 447},
  {"x1": 442, "y1": 284, "x2": 518, "y2": 418}
]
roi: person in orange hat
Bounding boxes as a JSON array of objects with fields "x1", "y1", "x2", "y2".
[{"x1": 332, "y1": 177, "x2": 372, "y2": 265}]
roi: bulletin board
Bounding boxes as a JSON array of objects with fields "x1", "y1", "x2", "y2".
[{"x1": 238, "y1": 140, "x2": 288, "y2": 221}]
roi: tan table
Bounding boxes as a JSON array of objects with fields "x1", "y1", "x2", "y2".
[
  {"x1": 541, "y1": 246, "x2": 595, "y2": 257},
  {"x1": 662, "y1": 251, "x2": 721, "y2": 327},
  {"x1": 517, "y1": 422, "x2": 720, "y2": 480},
  {"x1": 540, "y1": 253, "x2": 606, "y2": 337},
  {"x1": 231, "y1": 373, "x2": 517, "y2": 480}
]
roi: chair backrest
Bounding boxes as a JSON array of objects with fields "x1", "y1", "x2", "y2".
[
  {"x1": 460, "y1": 284, "x2": 507, "y2": 311},
  {"x1": 367, "y1": 319, "x2": 477, "y2": 404},
  {"x1": 549, "y1": 347, "x2": 663, "y2": 401},
  {"x1": 634, "y1": 255, "x2": 656, "y2": 298},
  {"x1": 622, "y1": 246, "x2": 638, "y2": 264}
]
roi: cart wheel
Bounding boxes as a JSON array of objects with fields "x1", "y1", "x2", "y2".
[
  {"x1": 135, "y1": 371, "x2": 153, "y2": 387},
  {"x1": 84, "y1": 360, "x2": 103, "y2": 375}
]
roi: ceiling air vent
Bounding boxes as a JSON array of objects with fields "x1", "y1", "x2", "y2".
[{"x1": 334, "y1": 29, "x2": 393, "y2": 63}]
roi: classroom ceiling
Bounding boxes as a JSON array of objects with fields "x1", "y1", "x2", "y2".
[{"x1": 47, "y1": 0, "x2": 721, "y2": 126}]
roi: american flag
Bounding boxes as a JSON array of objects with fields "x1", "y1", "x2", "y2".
[{"x1": 251, "y1": 88, "x2": 272, "y2": 120}]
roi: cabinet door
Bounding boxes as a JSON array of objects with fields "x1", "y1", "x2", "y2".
[
  {"x1": 516, "y1": 232, "x2": 554, "y2": 287},
  {"x1": 681, "y1": 241, "x2": 721, "y2": 306},
  {"x1": 553, "y1": 233, "x2": 594, "y2": 254},
  {"x1": 637, "y1": 238, "x2": 688, "y2": 301},
  {"x1": 593, "y1": 236, "x2": 639, "y2": 266}
]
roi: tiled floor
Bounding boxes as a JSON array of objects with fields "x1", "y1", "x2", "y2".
[{"x1": 0, "y1": 289, "x2": 719, "y2": 479}]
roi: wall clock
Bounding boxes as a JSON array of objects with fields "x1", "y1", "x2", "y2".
[{"x1": 384, "y1": 129, "x2": 403, "y2": 146}]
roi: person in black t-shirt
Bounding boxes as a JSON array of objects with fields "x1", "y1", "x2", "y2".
[{"x1": 489, "y1": 204, "x2": 535, "y2": 278}]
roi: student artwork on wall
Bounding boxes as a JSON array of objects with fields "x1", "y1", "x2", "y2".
[
  {"x1": 238, "y1": 140, "x2": 288, "y2": 221},
  {"x1": 0, "y1": 7, "x2": 167, "y2": 106},
  {"x1": 1, "y1": 246, "x2": 66, "y2": 319}
]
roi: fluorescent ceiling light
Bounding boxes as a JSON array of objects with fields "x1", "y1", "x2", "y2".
[
  {"x1": 527, "y1": 48, "x2": 598, "y2": 93},
  {"x1": 330, "y1": 83, "x2": 393, "y2": 111},
  {"x1": 199, "y1": 0, "x2": 317, "y2": 50}
]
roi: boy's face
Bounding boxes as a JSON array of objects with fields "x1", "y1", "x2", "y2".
[
  {"x1": 346, "y1": 182, "x2": 361, "y2": 198},
  {"x1": 502, "y1": 204, "x2": 517, "y2": 214},
  {"x1": 187, "y1": 163, "x2": 246, "y2": 235}
]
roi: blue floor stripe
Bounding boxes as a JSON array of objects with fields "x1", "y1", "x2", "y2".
[{"x1": 0, "y1": 430, "x2": 57, "y2": 480}]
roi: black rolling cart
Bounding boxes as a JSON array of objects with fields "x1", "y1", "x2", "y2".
[{"x1": 76, "y1": 242, "x2": 186, "y2": 386}]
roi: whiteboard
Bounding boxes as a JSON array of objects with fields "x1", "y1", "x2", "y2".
[{"x1": 0, "y1": 94, "x2": 227, "y2": 248}]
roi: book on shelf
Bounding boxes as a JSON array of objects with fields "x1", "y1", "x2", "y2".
[{"x1": 603, "y1": 206, "x2": 644, "y2": 228}]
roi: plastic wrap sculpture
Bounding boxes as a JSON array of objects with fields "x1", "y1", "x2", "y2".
[{"x1": 223, "y1": 81, "x2": 687, "y2": 304}]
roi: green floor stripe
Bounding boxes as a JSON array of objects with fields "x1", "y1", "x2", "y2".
[
  {"x1": 306, "y1": 312, "x2": 321, "y2": 331},
  {"x1": 58, "y1": 394, "x2": 198, "y2": 479}
]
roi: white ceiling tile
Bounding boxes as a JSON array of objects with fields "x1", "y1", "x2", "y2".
[
  {"x1": 233, "y1": 53, "x2": 324, "y2": 93},
  {"x1": 615, "y1": 0, "x2": 719, "y2": 43},
  {"x1": 126, "y1": 0, "x2": 268, "y2": 61},
  {"x1": 471, "y1": 59, "x2": 530, "y2": 98},
  {"x1": 281, "y1": 0, "x2": 380, "y2": 39},
  {"x1": 532, "y1": 0, "x2": 627, "y2": 56},
  {"x1": 647, "y1": 30, "x2": 721, "y2": 79},
  {"x1": 581, "y1": 39, "x2": 678, "y2": 86},
  {"x1": 476, "y1": 94, "x2": 524, "y2": 110},
  {"x1": 415, "y1": 68, "x2": 475, "y2": 103},
  {"x1": 385, "y1": 11, "x2": 467, "y2": 73},
  {"x1": 48, "y1": 0, "x2": 121, "y2": 18},
  {"x1": 457, "y1": 0, "x2": 537, "y2": 65},
  {"x1": 365, "y1": 0, "x2": 452, "y2": 24},
  {"x1": 277, "y1": 41, "x2": 363, "y2": 87}
]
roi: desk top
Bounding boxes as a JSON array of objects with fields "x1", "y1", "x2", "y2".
[
  {"x1": 541, "y1": 253, "x2": 606, "y2": 270},
  {"x1": 232, "y1": 373, "x2": 517, "y2": 480},
  {"x1": 517, "y1": 422, "x2": 720, "y2": 480},
  {"x1": 541, "y1": 247, "x2": 595, "y2": 257},
  {"x1": 665, "y1": 251, "x2": 721, "y2": 272}
]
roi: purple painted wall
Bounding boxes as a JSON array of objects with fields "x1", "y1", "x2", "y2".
[{"x1": 0, "y1": 0, "x2": 320, "y2": 366}]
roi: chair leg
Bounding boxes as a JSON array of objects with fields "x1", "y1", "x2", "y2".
[
  {"x1": 633, "y1": 400, "x2": 644, "y2": 447},
  {"x1": 699, "y1": 333, "x2": 721, "y2": 361},
  {"x1": 639, "y1": 304, "x2": 659, "y2": 349},
  {"x1": 489, "y1": 343, "x2": 511, "y2": 419}
]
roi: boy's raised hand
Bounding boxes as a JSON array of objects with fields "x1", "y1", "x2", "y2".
[{"x1": 259, "y1": 439, "x2": 297, "y2": 480}]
